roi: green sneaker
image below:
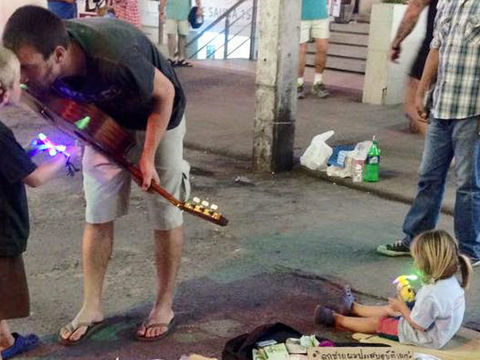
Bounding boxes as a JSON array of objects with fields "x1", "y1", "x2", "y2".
[
  {"x1": 376, "y1": 241, "x2": 411, "y2": 257},
  {"x1": 297, "y1": 84, "x2": 305, "y2": 99},
  {"x1": 311, "y1": 82, "x2": 329, "y2": 98}
]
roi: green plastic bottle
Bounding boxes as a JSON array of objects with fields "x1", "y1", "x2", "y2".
[{"x1": 364, "y1": 137, "x2": 380, "y2": 182}]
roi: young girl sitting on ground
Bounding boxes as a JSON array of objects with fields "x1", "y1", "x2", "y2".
[{"x1": 314, "y1": 229, "x2": 472, "y2": 349}]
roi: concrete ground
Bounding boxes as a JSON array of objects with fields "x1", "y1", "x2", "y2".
[{"x1": 1, "y1": 62, "x2": 478, "y2": 359}]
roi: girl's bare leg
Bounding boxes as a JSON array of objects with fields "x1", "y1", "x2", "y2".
[
  {"x1": 335, "y1": 314, "x2": 380, "y2": 333},
  {"x1": 351, "y1": 303, "x2": 393, "y2": 318}
]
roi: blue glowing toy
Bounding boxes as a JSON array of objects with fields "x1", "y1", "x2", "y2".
[{"x1": 27, "y1": 133, "x2": 78, "y2": 176}]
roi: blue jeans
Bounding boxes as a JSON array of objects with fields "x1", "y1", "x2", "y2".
[{"x1": 401, "y1": 117, "x2": 480, "y2": 260}]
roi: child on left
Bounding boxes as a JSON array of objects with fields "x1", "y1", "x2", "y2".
[{"x1": 0, "y1": 46, "x2": 79, "y2": 360}]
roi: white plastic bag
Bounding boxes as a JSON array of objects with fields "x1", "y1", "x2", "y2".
[
  {"x1": 300, "y1": 130, "x2": 334, "y2": 170},
  {"x1": 348, "y1": 140, "x2": 373, "y2": 161}
]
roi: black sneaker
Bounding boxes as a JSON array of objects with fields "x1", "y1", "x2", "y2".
[{"x1": 376, "y1": 241, "x2": 410, "y2": 257}]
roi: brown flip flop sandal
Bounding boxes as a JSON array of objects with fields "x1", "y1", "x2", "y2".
[
  {"x1": 135, "y1": 316, "x2": 177, "y2": 342},
  {"x1": 58, "y1": 320, "x2": 104, "y2": 346}
]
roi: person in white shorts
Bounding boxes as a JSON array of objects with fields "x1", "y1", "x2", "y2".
[
  {"x1": 298, "y1": 0, "x2": 330, "y2": 99},
  {"x1": 3, "y1": 6, "x2": 190, "y2": 343},
  {"x1": 160, "y1": 0, "x2": 202, "y2": 67}
]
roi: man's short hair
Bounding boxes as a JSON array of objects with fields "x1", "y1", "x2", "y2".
[
  {"x1": 2, "y1": 5, "x2": 70, "y2": 60},
  {"x1": 0, "y1": 46, "x2": 20, "y2": 90}
]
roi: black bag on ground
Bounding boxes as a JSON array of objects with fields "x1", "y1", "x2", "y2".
[{"x1": 222, "y1": 322, "x2": 302, "y2": 360}]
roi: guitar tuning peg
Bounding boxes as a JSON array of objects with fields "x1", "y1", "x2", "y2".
[
  {"x1": 201, "y1": 200, "x2": 209, "y2": 207},
  {"x1": 210, "y1": 204, "x2": 218, "y2": 211},
  {"x1": 193, "y1": 197, "x2": 201, "y2": 204}
]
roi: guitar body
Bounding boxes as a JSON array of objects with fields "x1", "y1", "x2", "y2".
[{"x1": 23, "y1": 89, "x2": 228, "y2": 226}]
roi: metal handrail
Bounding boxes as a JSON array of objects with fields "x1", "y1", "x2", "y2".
[
  {"x1": 185, "y1": 0, "x2": 250, "y2": 49},
  {"x1": 200, "y1": 20, "x2": 250, "y2": 59}
]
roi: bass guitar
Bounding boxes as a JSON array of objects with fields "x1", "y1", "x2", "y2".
[{"x1": 22, "y1": 88, "x2": 228, "y2": 227}]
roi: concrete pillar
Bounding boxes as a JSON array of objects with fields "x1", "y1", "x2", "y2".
[{"x1": 253, "y1": 0, "x2": 301, "y2": 172}]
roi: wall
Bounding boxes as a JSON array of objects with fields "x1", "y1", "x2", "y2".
[
  {"x1": 0, "y1": 0, "x2": 47, "y2": 38},
  {"x1": 363, "y1": 3, "x2": 427, "y2": 105}
]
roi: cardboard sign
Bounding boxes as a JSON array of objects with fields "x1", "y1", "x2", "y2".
[{"x1": 308, "y1": 347, "x2": 414, "y2": 360}]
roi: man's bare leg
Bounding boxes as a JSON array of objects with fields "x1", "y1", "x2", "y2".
[
  {"x1": 167, "y1": 34, "x2": 177, "y2": 60},
  {"x1": 136, "y1": 226, "x2": 184, "y2": 338},
  {"x1": 178, "y1": 35, "x2": 187, "y2": 61},
  {"x1": 311, "y1": 38, "x2": 329, "y2": 97},
  {"x1": 404, "y1": 77, "x2": 427, "y2": 136},
  {"x1": 59, "y1": 222, "x2": 113, "y2": 342},
  {"x1": 298, "y1": 43, "x2": 307, "y2": 79},
  {"x1": 314, "y1": 38, "x2": 328, "y2": 75},
  {"x1": 0, "y1": 320, "x2": 14, "y2": 352}
]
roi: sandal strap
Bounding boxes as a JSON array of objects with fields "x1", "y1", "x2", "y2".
[
  {"x1": 141, "y1": 316, "x2": 175, "y2": 330},
  {"x1": 62, "y1": 320, "x2": 100, "y2": 333}
]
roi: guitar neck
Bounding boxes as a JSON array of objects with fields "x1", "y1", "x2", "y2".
[{"x1": 126, "y1": 163, "x2": 228, "y2": 226}]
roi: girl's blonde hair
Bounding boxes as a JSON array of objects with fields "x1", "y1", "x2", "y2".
[
  {"x1": 0, "y1": 46, "x2": 20, "y2": 90},
  {"x1": 411, "y1": 229, "x2": 472, "y2": 288}
]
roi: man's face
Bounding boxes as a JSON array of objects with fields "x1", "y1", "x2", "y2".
[{"x1": 15, "y1": 44, "x2": 62, "y2": 91}]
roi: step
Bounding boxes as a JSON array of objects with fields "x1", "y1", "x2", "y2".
[
  {"x1": 329, "y1": 32, "x2": 369, "y2": 47},
  {"x1": 307, "y1": 43, "x2": 367, "y2": 60},
  {"x1": 330, "y1": 22, "x2": 370, "y2": 34},
  {"x1": 306, "y1": 54, "x2": 366, "y2": 73}
]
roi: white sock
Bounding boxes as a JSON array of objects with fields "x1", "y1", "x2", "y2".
[
  {"x1": 297, "y1": 77, "x2": 304, "y2": 86},
  {"x1": 314, "y1": 73, "x2": 323, "y2": 85}
]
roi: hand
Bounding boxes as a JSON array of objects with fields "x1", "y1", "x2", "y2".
[
  {"x1": 388, "y1": 296, "x2": 408, "y2": 315},
  {"x1": 66, "y1": 145, "x2": 82, "y2": 163},
  {"x1": 415, "y1": 87, "x2": 428, "y2": 120},
  {"x1": 196, "y1": 7, "x2": 203, "y2": 16},
  {"x1": 160, "y1": 13, "x2": 166, "y2": 23},
  {"x1": 138, "y1": 153, "x2": 160, "y2": 191},
  {"x1": 389, "y1": 45, "x2": 401, "y2": 63}
]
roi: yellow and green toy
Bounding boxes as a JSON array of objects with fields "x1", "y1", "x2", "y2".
[{"x1": 393, "y1": 275, "x2": 417, "y2": 308}]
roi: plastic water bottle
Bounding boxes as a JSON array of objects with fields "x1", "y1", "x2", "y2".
[
  {"x1": 352, "y1": 162, "x2": 364, "y2": 183},
  {"x1": 363, "y1": 136, "x2": 380, "y2": 182}
]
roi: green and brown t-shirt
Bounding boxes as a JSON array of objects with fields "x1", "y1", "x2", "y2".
[{"x1": 52, "y1": 18, "x2": 186, "y2": 131}]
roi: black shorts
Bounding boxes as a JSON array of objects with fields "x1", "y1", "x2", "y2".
[
  {"x1": 410, "y1": 42, "x2": 430, "y2": 80},
  {"x1": 0, "y1": 255, "x2": 30, "y2": 320}
]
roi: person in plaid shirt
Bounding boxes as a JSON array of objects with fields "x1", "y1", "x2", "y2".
[{"x1": 377, "y1": 0, "x2": 480, "y2": 267}]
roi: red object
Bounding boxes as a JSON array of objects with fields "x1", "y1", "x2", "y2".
[
  {"x1": 112, "y1": 0, "x2": 141, "y2": 28},
  {"x1": 376, "y1": 317, "x2": 400, "y2": 337}
]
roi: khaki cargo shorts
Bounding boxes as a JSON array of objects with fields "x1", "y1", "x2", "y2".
[
  {"x1": 166, "y1": 19, "x2": 190, "y2": 36},
  {"x1": 82, "y1": 117, "x2": 190, "y2": 230},
  {"x1": 300, "y1": 19, "x2": 330, "y2": 43}
]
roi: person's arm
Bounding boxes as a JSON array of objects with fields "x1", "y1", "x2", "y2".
[
  {"x1": 196, "y1": 0, "x2": 203, "y2": 15},
  {"x1": 23, "y1": 154, "x2": 70, "y2": 188},
  {"x1": 138, "y1": 68, "x2": 175, "y2": 190},
  {"x1": 390, "y1": 0, "x2": 430, "y2": 62},
  {"x1": 415, "y1": 47, "x2": 439, "y2": 119},
  {"x1": 159, "y1": 0, "x2": 167, "y2": 22},
  {"x1": 389, "y1": 297, "x2": 425, "y2": 332}
]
